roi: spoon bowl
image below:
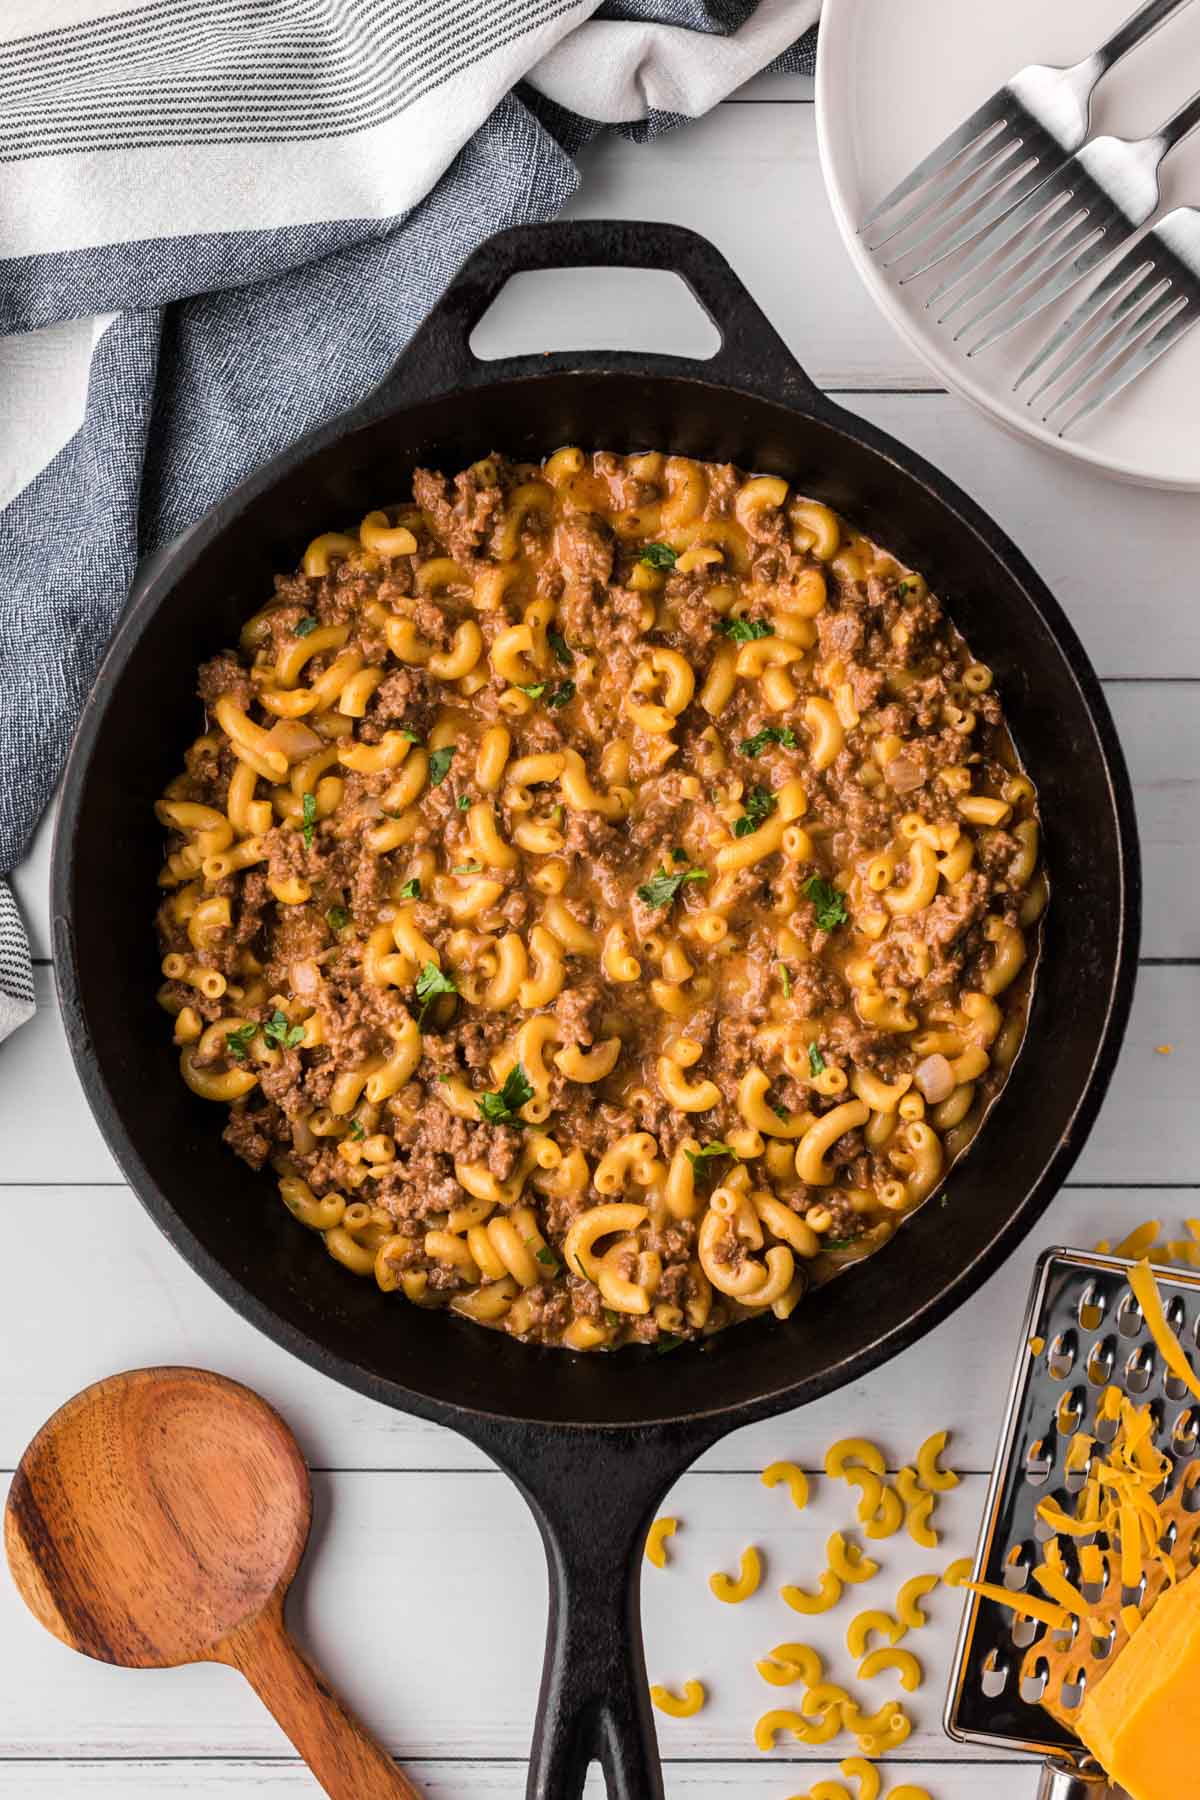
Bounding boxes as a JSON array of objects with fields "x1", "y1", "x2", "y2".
[
  {"x1": 7, "y1": 1365, "x2": 309, "y2": 1668},
  {"x1": 6, "y1": 1367, "x2": 421, "y2": 1799}
]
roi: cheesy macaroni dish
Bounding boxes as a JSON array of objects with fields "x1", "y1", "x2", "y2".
[{"x1": 154, "y1": 450, "x2": 1044, "y2": 1351}]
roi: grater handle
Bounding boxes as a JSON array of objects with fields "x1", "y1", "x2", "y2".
[{"x1": 1036, "y1": 1756, "x2": 1115, "y2": 1799}]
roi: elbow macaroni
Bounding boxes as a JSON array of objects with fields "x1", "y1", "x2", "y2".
[{"x1": 156, "y1": 450, "x2": 1043, "y2": 1352}]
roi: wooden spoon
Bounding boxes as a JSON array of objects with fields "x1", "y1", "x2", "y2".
[{"x1": 4, "y1": 1366, "x2": 421, "y2": 1800}]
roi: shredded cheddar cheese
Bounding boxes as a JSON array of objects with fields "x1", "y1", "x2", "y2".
[
  {"x1": 1112, "y1": 1222, "x2": 1162, "y2": 1260},
  {"x1": 1129, "y1": 1259, "x2": 1200, "y2": 1404},
  {"x1": 963, "y1": 1579, "x2": 1071, "y2": 1630},
  {"x1": 973, "y1": 1260, "x2": 1200, "y2": 1773}
]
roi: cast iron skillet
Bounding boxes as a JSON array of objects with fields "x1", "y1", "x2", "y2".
[{"x1": 52, "y1": 220, "x2": 1139, "y2": 1798}]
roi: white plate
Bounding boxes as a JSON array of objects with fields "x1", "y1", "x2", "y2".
[{"x1": 816, "y1": 0, "x2": 1200, "y2": 490}]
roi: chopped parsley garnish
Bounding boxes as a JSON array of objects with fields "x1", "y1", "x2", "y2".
[
  {"x1": 548, "y1": 628, "x2": 573, "y2": 665},
  {"x1": 805, "y1": 875, "x2": 849, "y2": 931},
  {"x1": 778, "y1": 963, "x2": 792, "y2": 998},
  {"x1": 263, "y1": 1009, "x2": 305, "y2": 1052},
  {"x1": 414, "y1": 961, "x2": 457, "y2": 1025},
  {"x1": 685, "y1": 1142, "x2": 738, "y2": 1171},
  {"x1": 401, "y1": 727, "x2": 421, "y2": 743},
  {"x1": 326, "y1": 905, "x2": 350, "y2": 931},
  {"x1": 770, "y1": 1100, "x2": 789, "y2": 1121},
  {"x1": 603, "y1": 1308, "x2": 620, "y2": 1327},
  {"x1": 808, "y1": 1041, "x2": 826, "y2": 1077},
  {"x1": 656, "y1": 1332, "x2": 686, "y2": 1354},
  {"x1": 398, "y1": 878, "x2": 421, "y2": 900},
  {"x1": 636, "y1": 864, "x2": 708, "y2": 908},
  {"x1": 347, "y1": 1118, "x2": 366, "y2": 1141},
  {"x1": 301, "y1": 790, "x2": 317, "y2": 849},
  {"x1": 639, "y1": 542, "x2": 677, "y2": 570},
  {"x1": 519, "y1": 683, "x2": 546, "y2": 699},
  {"x1": 428, "y1": 745, "x2": 456, "y2": 786},
  {"x1": 534, "y1": 1243, "x2": 560, "y2": 1275},
  {"x1": 477, "y1": 1063, "x2": 535, "y2": 1126},
  {"x1": 720, "y1": 616, "x2": 771, "y2": 642},
  {"x1": 224, "y1": 1022, "x2": 257, "y2": 1061},
  {"x1": 733, "y1": 785, "x2": 776, "y2": 838},
  {"x1": 739, "y1": 725, "x2": 797, "y2": 758},
  {"x1": 825, "y1": 1237, "x2": 855, "y2": 1250},
  {"x1": 546, "y1": 680, "x2": 575, "y2": 709},
  {"x1": 453, "y1": 861, "x2": 482, "y2": 874},
  {"x1": 896, "y1": 579, "x2": 915, "y2": 597},
  {"x1": 672, "y1": 847, "x2": 688, "y2": 863},
  {"x1": 456, "y1": 793, "x2": 470, "y2": 810},
  {"x1": 294, "y1": 616, "x2": 319, "y2": 637}
]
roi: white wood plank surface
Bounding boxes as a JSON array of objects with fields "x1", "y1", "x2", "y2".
[
  {"x1": 0, "y1": 1463, "x2": 999, "y2": 1762},
  {"x1": 2, "y1": 76, "x2": 1197, "y2": 1800},
  {"x1": 0, "y1": 1764, "x2": 1031, "y2": 1798}
]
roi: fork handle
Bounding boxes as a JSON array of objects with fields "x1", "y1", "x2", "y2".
[
  {"x1": 1094, "y1": 0, "x2": 1195, "y2": 74},
  {"x1": 1157, "y1": 86, "x2": 1200, "y2": 155}
]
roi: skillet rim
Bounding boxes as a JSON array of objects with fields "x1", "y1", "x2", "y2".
[{"x1": 50, "y1": 361, "x2": 1141, "y2": 1440}]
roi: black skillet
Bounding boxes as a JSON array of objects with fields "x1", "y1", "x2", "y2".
[{"x1": 51, "y1": 220, "x2": 1140, "y2": 1799}]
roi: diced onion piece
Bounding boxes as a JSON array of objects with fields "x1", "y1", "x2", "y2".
[
  {"x1": 884, "y1": 755, "x2": 924, "y2": 793},
  {"x1": 291, "y1": 959, "x2": 321, "y2": 997},
  {"x1": 914, "y1": 1053, "x2": 954, "y2": 1104},
  {"x1": 263, "y1": 719, "x2": 324, "y2": 761}
]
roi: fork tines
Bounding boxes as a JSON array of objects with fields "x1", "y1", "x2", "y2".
[
  {"x1": 921, "y1": 133, "x2": 1157, "y2": 357},
  {"x1": 1015, "y1": 208, "x2": 1200, "y2": 435},
  {"x1": 860, "y1": 90, "x2": 1069, "y2": 269}
]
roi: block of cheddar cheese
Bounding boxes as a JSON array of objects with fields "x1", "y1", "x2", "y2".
[{"x1": 1077, "y1": 1564, "x2": 1200, "y2": 1800}]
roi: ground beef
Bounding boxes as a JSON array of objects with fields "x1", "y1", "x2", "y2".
[
  {"x1": 817, "y1": 606, "x2": 866, "y2": 659},
  {"x1": 412, "y1": 463, "x2": 506, "y2": 565},
  {"x1": 159, "y1": 449, "x2": 1040, "y2": 1353},
  {"x1": 370, "y1": 668, "x2": 422, "y2": 727},
  {"x1": 702, "y1": 463, "x2": 739, "y2": 518},
  {"x1": 553, "y1": 514, "x2": 614, "y2": 588},
  {"x1": 197, "y1": 653, "x2": 255, "y2": 712},
  {"x1": 554, "y1": 978, "x2": 608, "y2": 1047},
  {"x1": 223, "y1": 1106, "x2": 272, "y2": 1170}
]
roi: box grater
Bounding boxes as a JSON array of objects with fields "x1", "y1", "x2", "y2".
[{"x1": 944, "y1": 1247, "x2": 1200, "y2": 1800}]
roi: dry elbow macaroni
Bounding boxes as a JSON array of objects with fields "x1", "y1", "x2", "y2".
[
  {"x1": 156, "y1": 450, "x2": 1041, "y2": 1350},
  {"x1": 643, "y1": 1424, "x2": 961, "y2": 1794}
]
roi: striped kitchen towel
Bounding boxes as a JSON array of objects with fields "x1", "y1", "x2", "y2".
[{"x1": 0, "y1": 0, "x2": 818, "y2": 1042}]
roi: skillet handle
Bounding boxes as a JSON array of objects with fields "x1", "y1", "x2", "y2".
[
  {"x1": 362, "y1": 218, "x2": 825, "y2": 413},
  {"x1": 468, "y1": 1417, "x2": 720, "y2": 1800}
]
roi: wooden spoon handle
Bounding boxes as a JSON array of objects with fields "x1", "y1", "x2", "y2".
[{"x1": 217, "y1": 1604, "x2": 422, "y2": 1800}]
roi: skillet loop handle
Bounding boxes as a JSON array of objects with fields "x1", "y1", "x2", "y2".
[{"x1": 365, "y1": 218, "x2": 823, "y2": 413}]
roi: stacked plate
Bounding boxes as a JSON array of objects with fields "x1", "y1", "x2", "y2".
[{"x1": 817, "y1": 0, "x2": 1200, "y2": 490}]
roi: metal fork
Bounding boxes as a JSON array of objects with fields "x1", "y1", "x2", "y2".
[
  {"x1": 918, "y1": 88, "x2": 1200, "y2": 356},
  {"x1": 1013, "y1": 206, "x2": 1200, "y2": 434},
  {"x1": 860, "y1": 0, "x2": 1195, "y2": 258}
]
